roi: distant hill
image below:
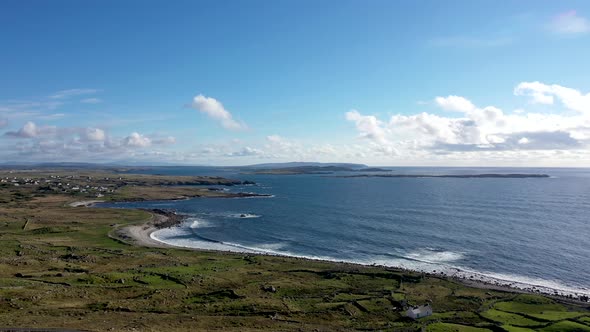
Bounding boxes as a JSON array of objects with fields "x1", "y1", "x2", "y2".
[
  {"x1": 243, "y1": 162, "x2": 368, "y2": 169},
  {"x1": 244, "y1": 164, "x2": 391, "y2": 175}
]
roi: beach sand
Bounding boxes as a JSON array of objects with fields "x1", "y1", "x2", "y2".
[
  {"x1": 113, "y1": 210, "x2": 179, "y2": 248},
  {"x1": 68, "y1": 200, "x2": 105, "y2": 207}
]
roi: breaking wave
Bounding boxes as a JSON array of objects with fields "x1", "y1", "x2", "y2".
[
  {"x1": 402, "y1": 248, "x2": 465, "y2": 264},
  {"x1": 150, "y1": 224, "x2": 590, "y2": 298}
]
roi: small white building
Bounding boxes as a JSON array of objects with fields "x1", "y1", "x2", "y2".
[{"x1": 406, "y1": 304, "x2": 432, "y2": 319}]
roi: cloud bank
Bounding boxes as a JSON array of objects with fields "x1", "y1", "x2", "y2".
[
  {"x1": 1, "y1": 121, "x2": 177, "y2": 162},
  {"x1": 346, "y1": 81, "x2": 590, "y2": 161}
]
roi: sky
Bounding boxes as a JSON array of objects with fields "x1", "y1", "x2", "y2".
[{"x1": 1, "y1": 0, "x2": 590, "y2": 166}]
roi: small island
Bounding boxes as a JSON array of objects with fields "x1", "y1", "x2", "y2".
[{"x1": 334, "y1": 173, "x2": 550, "y2": 178}]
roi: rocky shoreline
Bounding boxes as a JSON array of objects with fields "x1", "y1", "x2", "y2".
[
  {"x1": 140, "y1": 208, "x2": 187, "y2": 229},
  {"x1": 108, "y1": 191, "x2": 272, "y2": 203}
]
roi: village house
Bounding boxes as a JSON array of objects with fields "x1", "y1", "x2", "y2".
[{"x1": 405, "y1": 304, "x2": 432, "y2": 319}]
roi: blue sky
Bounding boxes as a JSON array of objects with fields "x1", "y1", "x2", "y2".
[{"x1": 1, "y1": 1, "x2": 590, "y2": 166}]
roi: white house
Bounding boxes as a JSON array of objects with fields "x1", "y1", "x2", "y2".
[{"x1": 406, "y1": 304, "x2": 432, "y2": 319}]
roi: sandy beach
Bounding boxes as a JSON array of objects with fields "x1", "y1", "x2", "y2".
[
  {"x1": 113, "y1": 209, "x2": 183, "y2": 248},
  {"x1": 68, "y1": 200, "x2": 105, "y2": 207}
]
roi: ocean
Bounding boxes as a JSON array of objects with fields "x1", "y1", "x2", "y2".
[{"x1": 102, "y1": 167, "x2": 590, "y2": 297}]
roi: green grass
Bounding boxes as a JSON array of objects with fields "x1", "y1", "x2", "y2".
[
  {"x1": 494, "y1": 300, "x2": 566, "y2": 315},
  {"x1": 539, "y1": 320, "x2": 590, "y2": 332},
  {"x1": 426, "y1": 322, "x2": 493, "y2": 331},
  {"x1": 480, "y1": 309, "x2": 541, "y2": 327},
  {"x1": 493, "y1": 297, "x2": 588, "y2": 322},
  {"x1": 580, "y1": 316, "x2": 590, "y2": 325},
  {"x1": 501, "y1": 325, "x2": 536, "y2": 332},
  {"x1": 528, "y1": 311, "x2": 588, "y2": 321},
  {"x1": 513, "y1": 294, "x2": 555, "y2": 304}
]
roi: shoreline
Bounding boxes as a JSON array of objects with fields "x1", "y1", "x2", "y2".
[
  {"x1": 68, "y1": 191, "x2": 271, "y2": 207},
  {"x1": 68, "y1": 199, "x2": 105, "y2": 207},
  {"x1": 110, "y1": 208, "x2": 186, "y2": 248},
  {"x1": 115, "y1": 209, "x2": 590, "y2": 304}
]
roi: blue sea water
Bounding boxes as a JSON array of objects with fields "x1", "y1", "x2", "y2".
[{"x1": 104, "y1": 167, "x2": 590, "y2": 296}]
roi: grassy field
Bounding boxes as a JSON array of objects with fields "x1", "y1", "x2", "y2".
[{"x1": 0, "y1": 169, "x2": 589, "y2": 331}]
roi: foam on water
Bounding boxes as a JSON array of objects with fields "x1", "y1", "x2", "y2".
[
  {"x1": 229, "y1": 213, "x2": 261, "y2": 219},
  {"x1": 151, "y1": 220, "x2": 286, "y2": 255},
  {"x1": 402, "y1": 248, "x2": 465, "y2": 264},
  {"x1": 451, "y1": 269, "x2": 590, "y2": 296},
  {"x1": 188, "y1": 218, "x2": 211, "y2": 228},
  {"x1": 151, "y1": 223, "x2": 590, "y2": 298}
]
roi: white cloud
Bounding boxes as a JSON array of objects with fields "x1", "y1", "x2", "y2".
[
  {"x1": 0, "y1": 119, "x2": 7, "y2": 128},
  {"x1": 518, "y1": 137, "x2": 530, "y2": 145},
  {"x1": 5, "y1": 122, "x2": 109, "y2": 142},
  {"x1": 190, "y1": 94, "x2": 246, "y2": 130},
  {"x1": 123, "y1": 132, "x2": 152, "y2": 147},
  {"x1": 84, "y1": 128, "x2": 106, "y2": 141},
  {"x1": 266, "y1": 135, "x2": 284, "y2": 143},
  {"x1": 0, "y1": 122, "x2": 180, "y2": 163},
  {"x1": 265, "y1": 134, "x2": 298, "y2": 151},
  {"x1": 153, "y1": 136, "x2": 176, "y2": 145},
  {"x1": 434, "y1": 95, "x2": 476, "y2": 113},
  {"x1": 264, "y1": 135, "x2": 303, "y2": 157},
  {"x1": 514, "y1": 81, "x2": 554, "y2": 104},
  {"x1": 225, "y1": 146, "x2": 263, "y2": 157},
  {"x1": 550, "y1": 10, "x2": 590, "y2": 35},
  {"x1": 50, "y1": 88, "x2": 99, "y2": 99},
  {"x1": 345, "y1": 110, "x2": 389, "y2": 144},
  {"x1": 5, "y1": 121, "x2": 40, "y2": 138},
  {"x1": 0, "y1": 100, "x2": 63, "y2": 117},
  {"x1": 514, "y1": 81, "x2": 590, "y2": 113},
  {"x1": 1, "y1": 88, "x2": 99, "y2": 121},
  {"x1": 81, "y1": 98, "x2": 102, "y2": 104},
  {"x1": 346, "y1": 82, "x2": 590, "y2": 158}
]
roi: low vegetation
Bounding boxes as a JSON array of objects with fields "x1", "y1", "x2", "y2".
[{"x1": 0, "y1": 169, "x2": 588, "y2": 331}]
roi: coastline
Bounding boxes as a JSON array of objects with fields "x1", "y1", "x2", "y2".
[
  {"x1": 111, "y1": 208, "x2": 186, "y2": 248},
  {"x1": 68, "y1": 199, "x2": 105, "y2": 207},
  {"x1": 115, "y1": 208, "x2": 590, "y2": 304}
]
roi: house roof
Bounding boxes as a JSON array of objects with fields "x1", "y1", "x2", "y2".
[{"x1": 408, "y1": 304, "x2": 431, "y2": 313}]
